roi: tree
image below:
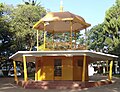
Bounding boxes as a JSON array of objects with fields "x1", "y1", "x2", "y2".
[
  {"x1": 88, "y1": 0, "x2": 120, "y2": 53},
  {"x1": 0, "y1": 4, "x2": 14, "y2": 56},
  {"x1": 0, "y1": 2, "x2": 47, "y2": 76},
  {"x1": 0, "y1": 4, "x2": 15, "y2": 76},
  {"x1": 103, "y1": 0, "x2": 120, "y2": 73},
  {"x1": 88, "y1": 0, "x2": 120, "y2": 74},
  {"x1": 87, "y1": 24, "x2": 107, "y2": 52},
  {"x1": 9, "y1": 2, "x2": 46, "y2": 51},
  {"x1": 103, "y1": 0, "x2": 120, "y2": 52}
]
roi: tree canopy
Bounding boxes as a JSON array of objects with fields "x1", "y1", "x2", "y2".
[
  {"x1": 10, "y1": 3, "x2": 46, "y2": 51},
  {"x1": 88, "y1": 0, "x2": 120, "y2": 56},
  {"x1": 0, "y1": 2, "x2": 46, "y2": 61}
]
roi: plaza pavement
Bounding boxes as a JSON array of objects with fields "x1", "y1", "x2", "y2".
[{"x1": 0, "y1": 75, "x2": 120, "y2": 92}]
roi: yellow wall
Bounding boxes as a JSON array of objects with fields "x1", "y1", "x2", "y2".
[
  {"x1": 73, "y1": 56, "x2": 89, "y2": 81},
  {"x1": 62, "y1": 57, "x2": 73, "y2": 80},
  {"x1": 38, "y1": 57, "x2": 54, "y2": 80},
  {"x1": 37, "y1": 56, "x2": 89, "y2": 81},
  {"x1": 73, "y1": 56, "x2": 83, "y2": 81}
]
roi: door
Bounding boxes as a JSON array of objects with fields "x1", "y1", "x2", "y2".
[{"x1": 54, "y1": 59, "x2": 62, "y2": 80}]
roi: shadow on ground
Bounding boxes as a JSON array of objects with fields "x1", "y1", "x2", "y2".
[{"x1": 0, "y1": 75, "x2": 120, "y2": 92}]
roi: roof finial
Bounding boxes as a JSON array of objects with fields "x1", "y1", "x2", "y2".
[{"x1": 60, "y1": 0, "x2": 63, "y2": 12}]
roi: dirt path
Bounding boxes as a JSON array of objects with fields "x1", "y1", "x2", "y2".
[
  {"x1": 81, "y1": 75, "x2": 120, "y2": 92},
  {"x1": 0, "y1": 75, "x2": 119, "y2": 92}
]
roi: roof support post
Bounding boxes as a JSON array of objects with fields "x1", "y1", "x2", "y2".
[
  {"x1": 108, "y1": 60, "x2": 113, "y2": 81},
  {"x1": 70, "y1": 21, "x2": 73, "y2": 49},
  {"x1": 82, "y1": 54, "x2": 86, "y2": 82},
  {"x1": 38, "y1": 64, "x2": 41, "y2": 81},
  {"x1": 23, "y1": 55, "x2": 28, "y2": 82},
  {"x1": 37, "y1": 57, "x2": 42, "y2": 81},
  {"x1": 43, "y1": 23, "x2": 46, "y2": 50},
  {"x1": 35, "y1": 58, "x2": 38, "y2": 81},
  {"x1": 37, "y1": 30, "x2": 39, "y2": 51},
  {"x1": 13, "y1": 60, "x2": 18, "y2": 83}
]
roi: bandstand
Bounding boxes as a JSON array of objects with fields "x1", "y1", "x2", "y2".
[{"x1": 9, "y1": 3, "x2": 118, "y2": 89}]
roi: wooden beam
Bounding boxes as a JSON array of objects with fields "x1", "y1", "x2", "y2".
[
  {"x1": 23, "y1": 55, "x2": 28, "y2": 82},
  {"x1": 82, "y1": 54, "x2": 86, "y2": 82},
  {"x1": 13, "y1": 61, "x2": 18, "y2": 83},
  {"x1": 108, "y1": 60, "x2": 113, "y2": 81}
]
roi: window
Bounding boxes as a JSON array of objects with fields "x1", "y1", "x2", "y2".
[
  {"x1": 78, "y1": 59, "x2": 83, "y2": 67},
  {"x1": 54, "y1": 59, "x2": 62, "y2": 76}
]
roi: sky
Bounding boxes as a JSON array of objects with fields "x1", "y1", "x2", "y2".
[{"x1": 0, "y1": 0, "x2": 116, "y2": 28}]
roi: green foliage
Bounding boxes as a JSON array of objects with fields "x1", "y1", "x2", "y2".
[
  {"x1": 0, "y1": 2, "x2": 46, "y2": 60},
  {"x1": 9, "y1": 3, "x2": 46, "y2": 51},
  {"x1": 0, "y1": 4, "x2": 14, "y2": 57},
  {"x1": 0, "y1": 1, "x2": 47, "y2": 72},
  {"x1": 87, "y1": 24, "x2": 106, "y2": 52},
  {"x1": 103, "y1": 0, "x2": 120, "y2": 52},
  {"x1": 88, "y1": 0, "x2": 120, "y2": 54}
]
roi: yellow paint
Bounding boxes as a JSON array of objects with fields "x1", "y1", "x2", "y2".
[
  {"x1": 46, "y1": 66, "x2": 54, "y2": 80},
  {"x1": 36, "y1": 56, "x2": 89, "y2": 81},
  {"x1": 73, "y1": 56, "x2": 84, "y2": 81},
  {"x1": 60, "y1": 0, "x2": 63, "y2": 12},
  {"x1": 108, "y1": 61, "x2": 113, "y2": 81},
  {"x1": 62, "y1": 57, "x2": 73, "y2": 80},
  {"x1": 73, "y1": 66, "x2": 82, "y2": 81},
  {"x1": 82, "y1": 54, "x2": 86, "y2": 82},
  {"x1": 37, "y1": 68, "x2": 41, "y2": 80},
  {"x1": 54, "y1": 76, "x2": 62, "y2": 80},
  {"x1": 33, "y1": 19, "x2": 43, "y2": 29},
  {"x1": 40, "y1": 66, "x2": 54, "y2": 80},
  {"x1": 23, "y1": 55, "x2": 28, "y2": 82},
  {"x1": 13, "y1": 61, "x2": 18, "y2": 83},
  {"x1": 38, "y1": 44, "x2": 44, "y2": 51},
  {"x1": 35, "y1": 60, "x2": 38, "y2": 81},
  {"x1": 37, "y1": 30, "x2": 39, "y2": 51},
  {"x1": 38, "y1": 57, "x2": 54, "y2": 80}
]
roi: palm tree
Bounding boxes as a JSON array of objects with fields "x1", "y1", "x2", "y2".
[{"x1": 22, "y1": 0, "x2": 37, "y2": 6}]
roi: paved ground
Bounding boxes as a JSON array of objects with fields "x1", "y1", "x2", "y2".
[{"x1": 0, "y1": 75, "x2": 120, "y2": 92}]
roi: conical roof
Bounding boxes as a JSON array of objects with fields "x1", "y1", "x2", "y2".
[{"x1": 33, "y1": 11, "x2": 91, "y2": 33}]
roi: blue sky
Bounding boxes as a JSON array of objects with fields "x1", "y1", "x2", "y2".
[{"x1": 0, "y1": 0, "x2": 116, "y2": 28}]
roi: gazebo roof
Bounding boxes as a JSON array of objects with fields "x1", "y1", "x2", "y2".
[
  {"x1": 33, "y1": 11, "x2": 91, "y2": 33},
  {"x1": 9, "y1": 50, "x2": 118, "y2": 62}
]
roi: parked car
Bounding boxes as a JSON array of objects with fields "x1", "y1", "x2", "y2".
[{"x1": 8, "y1": 67, "x2": 21, "y2": 77}]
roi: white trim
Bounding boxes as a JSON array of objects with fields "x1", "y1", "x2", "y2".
[{"x1": 9, "y1": 50, "x2": 118, "y2": 62}]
